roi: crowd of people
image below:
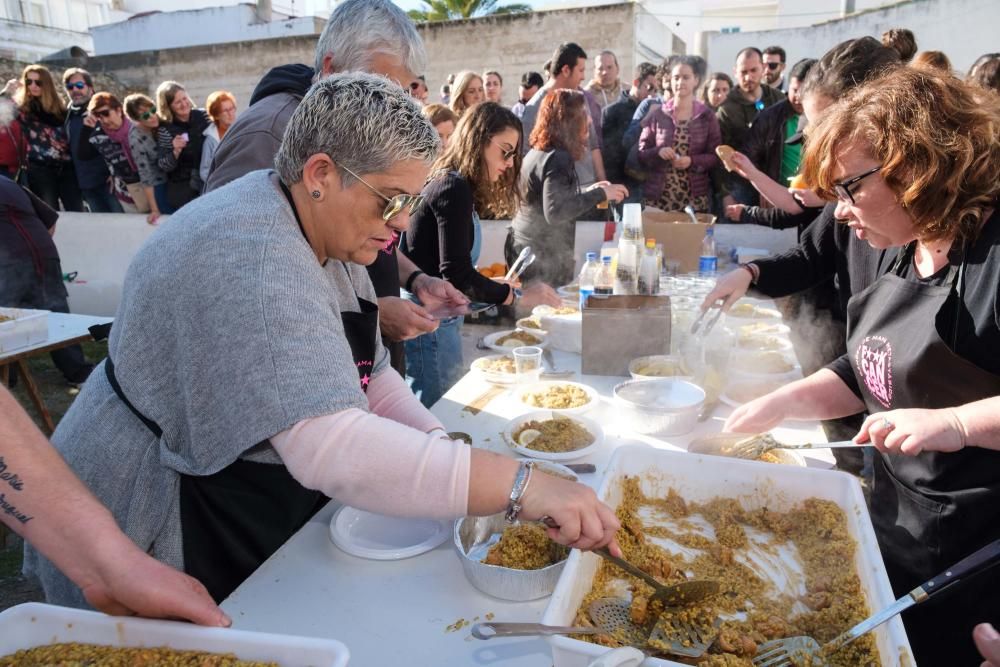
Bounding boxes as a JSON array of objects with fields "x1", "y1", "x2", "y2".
[{"x1": 1, "y1": 0, "x2": 999, "y2": 663}]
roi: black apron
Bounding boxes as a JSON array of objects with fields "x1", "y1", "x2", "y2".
[
  {"x1": 846, "y1": 242, "x2": 1000, "y2": 665},
  {"x1": 106, "y1": 182, "x2": 380, "y2": 603}
]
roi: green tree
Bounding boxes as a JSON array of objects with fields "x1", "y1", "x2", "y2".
[{"x1": 407, "y1": 0, "x2": 532, "y2": 22}]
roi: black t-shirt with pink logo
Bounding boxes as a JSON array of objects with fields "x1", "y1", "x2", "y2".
[{"x1": 828, "y1": 209, "x2": 1000, "y2": 396}]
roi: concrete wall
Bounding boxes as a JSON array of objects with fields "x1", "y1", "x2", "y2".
[
  {"x1": 415, "y1": 3, "x2": 677, "y2": 107},
  {"x1": 0, "y1": 18, "x2": 93, "y2": 61},
  {"x1": 80, "y1": 3, "x2": 676, "y2": 110},
  {"x1": 91, "y1": 5, "x2": 325, "y2": 56},
  {"x1": 706, "y1": 0, "x2": 998, "y2": 75}
]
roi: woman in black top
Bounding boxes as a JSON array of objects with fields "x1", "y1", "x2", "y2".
[
  {"x1": 155, "y1": 81, "x2": 209, "y2": 210},
  {"x1": 401, "y1": 102, "x2": 560, "y2": 407},
  {"x1": 728, "y1": 68, "x2": 1000, "y2": 667},
  {"x1": 507, "y1": 89, "x2": 627, "y2": 287},
  {"x1": 2, "y1": 65, "x2": 83, "y2": 212}
]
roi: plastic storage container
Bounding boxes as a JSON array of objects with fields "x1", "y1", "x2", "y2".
[
  {"x1": 0, "y1": 602, "x2": 350, "y2": 666},
  {"x1": 0, "y1": 308, "x2": 49, "y2": 354},
  {"x1": 540, "y1": 446, "x2": 913, "y2": 667}
]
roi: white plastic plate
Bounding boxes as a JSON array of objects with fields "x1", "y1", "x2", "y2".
[{"x1": 329, "y1": 506, "x2": 450, "y2": 560}]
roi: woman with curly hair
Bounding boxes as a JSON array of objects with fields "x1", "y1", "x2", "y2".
[
  {"x1": 402, "y1": 102, "x2": 560, "y2": 406},
  {"x1": 506, "y1": 89, "x2": 627, "y2": 286},
  {"x1": 1, "y1": 65, "x2": 83, "y2": 211},
  {"x1": 727, "y1": 67, "x2": 1000, "y2": 666},
  {"x1": 448, "y1": 70, "x2": 484, "y2": 118}
]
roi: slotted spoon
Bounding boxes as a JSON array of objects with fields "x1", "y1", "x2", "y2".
[
  {"x1": 471, "y1": 597, "x2": 719, "y2": 659},
  {"x1": 594, "y1": 547, "x2": 720, "y2": 611}
]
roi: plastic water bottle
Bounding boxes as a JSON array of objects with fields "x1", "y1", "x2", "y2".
[
  {"x1": 594, "y1": 256, "x2": 614, "y2": 297},
  {"x1": 614, "y1": 203, "x2": 644, "y2": 294},
  {"x1": 699, "y1": 226, "x2": 718, "y2": 275},
  {"x1": 637, "y1": 239, "x2": 660, "y2": 295},
  {"x1": 578, "y1": 252, "x2": 598, "y2": 308}
]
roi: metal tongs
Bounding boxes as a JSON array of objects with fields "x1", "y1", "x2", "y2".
[
  {"x1": 504, "y1": 246, "x2": 536, "y2": 282},
  {"x1": 690, "y1": 298, "x2": 725, "y2": 335}
]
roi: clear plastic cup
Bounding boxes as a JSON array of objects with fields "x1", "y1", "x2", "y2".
[{"x1": 512, "y1": 346, "x2": 543, "y2": 384}]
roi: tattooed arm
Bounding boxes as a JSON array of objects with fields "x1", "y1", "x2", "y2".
[{"x1": 0, "y1": 387, "x2": 229, "y2": 624}]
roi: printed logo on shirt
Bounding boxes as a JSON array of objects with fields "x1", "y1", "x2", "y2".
[
  {"x1": 357, "y1": 359, "x2": 373, "y2": 392},
  {"x1": 855, "y1": 335, "x2": 893, "y2": 408}
]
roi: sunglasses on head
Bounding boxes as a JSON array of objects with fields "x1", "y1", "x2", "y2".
[
  {"x1": 66, "y1": 81, "x2": 87, "y2": 90},
  {"x1": 26, "y1": 78, "x2": 43, "y2": 86},
  {"x1": 338, "y1": 162, "x2": 423, "y2": 221},
  {"x1": 140, "y1": 106, "x2": 157, "y2": 121},
  {"x1": 765, "y1": 62, "x2": 782, "y2": 70}
]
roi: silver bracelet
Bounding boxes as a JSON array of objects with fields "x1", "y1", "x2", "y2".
[{"x1": 505, "y1": 461, "x2": 536, "y2": 523}]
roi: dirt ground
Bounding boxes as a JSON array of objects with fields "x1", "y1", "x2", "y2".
[{"x1": 1, "y1": 340, "x2": 108, "y2": 611}]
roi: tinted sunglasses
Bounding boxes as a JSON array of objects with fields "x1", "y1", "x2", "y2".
[
  {"x1": 492, "y1": 139, "x2": 517, "y2": 162},
  {"x1": 93, "y1": 108, "x2": 116, "y2": 119},
  {"x1": 140, "y1": 106, "x2": 157, "y2": 121},
  {"x1": 338, "y1": 162, "x2": 423, "y2": 221},
  {"x1": 66, "y1": 81, "x2": 87, "y2": 90},
  {"x1": 26, "y1": 78, "x2": 43, "y2": 87},
  {"x1": 765, "y1": 62, "x2": 782, "y2": 70}
]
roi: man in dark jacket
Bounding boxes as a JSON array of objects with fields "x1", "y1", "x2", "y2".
[
  {"x1": 716, "y1": 47, "x2": 785, "y2": 206},
  {"x1": 601, "y1": 61, "x2": 657, "y2": 186},
  {"x1": 204, "y1": 0, "x2": 466, "y2": 376},
  {"x1": 740, "y1": 58, "x2": 816, "y2": 206},
  {"x1": 0, "y1": 177, "x2": 93, "y2": 384},
  {"x1": 62, "y1": 68, "x2": 117, "y2": 213}
]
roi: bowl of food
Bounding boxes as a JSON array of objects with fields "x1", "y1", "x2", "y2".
[
  {"x1": 516, "y1": 316, "x2": 548, "y2": 335},
  {"x1": 517, "y1": 381, "x2": 598, "y2": 415},
  {"x1": 470, "y1": 354, "x2": 518, "y2": 385},
  {"x1": 721, "y1": 378, "x2": 787, "y2": 406},
  {"x1": 533, "y1": 304, "x2": 580, "y2": 318},
  {"x1": 502, "y1": 411, "x2": 604, "y2": 462},
  {"x1": 556, "y1": 283, "x2": 580, "y2": 300},
  {"x1": 483, "y1": 329, "x2": 548, "y2": 354},
  {"x1": 729, "y1": 350, "x2": 801, "y2": 382},
  {"x1": 454, "y1": 513, "x2": 570, "y2": 601},
  {"x1": 726, "y1": 302, "x2": 783, "y2": 322},
  {"x1": 612, "y1": 378, "x2": 705, "y2": 437},
  {"x1": 736, "y1": 321, "x2": 791, "y2": 339},
  {"x1": 628, "y1": 354, "x2": 692, "y2": 381},
  {"x1": 736, "y1": 333, "x2": 794, "y2": 353}
]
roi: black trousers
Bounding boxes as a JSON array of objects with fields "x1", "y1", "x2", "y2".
[
  {"x1": 0, "y1": 259, "x2": 93, "y2": 383},
  {"x1": 26, "y1": 162, "x2": 84, "y2": 212}
]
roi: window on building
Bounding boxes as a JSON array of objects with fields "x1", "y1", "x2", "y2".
[{"x1": 721, "y1": 26, "x2": 741, "y2": 34}]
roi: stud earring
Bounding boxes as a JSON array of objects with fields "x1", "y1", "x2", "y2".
[{"x1": 311, "y1": 190, "x2": 321, "y2": 199}]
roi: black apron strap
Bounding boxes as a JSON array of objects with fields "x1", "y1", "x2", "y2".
[{"x1": 104, "y1": 357, "x2": 163, "y2": 438}]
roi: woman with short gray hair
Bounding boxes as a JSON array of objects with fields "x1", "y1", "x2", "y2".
[{"x1": 26, "y1": 73, "x2": 621, "y2": 607}]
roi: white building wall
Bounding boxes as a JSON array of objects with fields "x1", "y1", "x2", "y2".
[
  {"x1": 0, "y1": 18, "x2": 93, "y2": 60},
  {"x1": 90, "y1": 4, "x2": 325, "y2": 56},
  {"x1": 706, "y1": 0, "x2": 998, "y2": 75}
]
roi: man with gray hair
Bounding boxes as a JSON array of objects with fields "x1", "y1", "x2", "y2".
[{"x1": 205, "y1": 0, "x2": 465, "y2": 375}]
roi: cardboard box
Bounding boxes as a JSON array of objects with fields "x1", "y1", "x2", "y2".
[
  {"x1": 641, "y1": 208, "x2": 716, "y2": 274},
  {"x1": 582, "y1": 295, "x2": 671, "y2": 376}
]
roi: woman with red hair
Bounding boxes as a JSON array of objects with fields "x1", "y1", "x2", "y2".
[
  {"x1": 200, "y1": 91, "x2": 236, "y2": 186},
  {"x1": 506, "y1": 89, "x2": 627, "y2": 286}
]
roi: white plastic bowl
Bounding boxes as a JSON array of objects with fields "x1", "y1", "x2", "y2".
[
  {"x1": 627, "y1": 354, "x2": 693, "y2": 381},
  {"x1": 612, "y1": 378, "x2": 705, "y2": 437},
  {"x1": 516, "y1": 380, "x2": 599, "y2": 415},
  {"x1": 483, "y1": 329, "x2": 548, "y2": 354},
  {"x1": 471, "y1": 354, "x2": 518, "y2": 385},
  {"x1": 502, "y1": 411, "x2": 604, "y2": 462},
  {"x1": 729, "y1": 350, "x2": 802, "y2": 383}
]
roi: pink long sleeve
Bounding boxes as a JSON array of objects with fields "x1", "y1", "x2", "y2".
[
  {"x1": 270, "y1": 408, "x2": 470, "y2": 519},
  {"x1": 366, "y1": 368, "x2": 445, "y2": 434}
]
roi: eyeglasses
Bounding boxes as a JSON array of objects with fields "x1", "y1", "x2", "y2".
[
  {"x1": 765, "y1": 62, "x2": 782, "y2": 71},
  {"x1": 833, "y1": 165, "x2": 882, "y2": 205},
  {"x1": 492, "y1": 139, "x2": 517, "y2": 162},
  {"x1": 140, "y1": 106, "x2": 157, "y2": 121},
  {"x1": 338, "y1": 162, "x2": 423, "y2": 221},
  {"x1": 66, "y1": 81, "x2": 87, "y2": 90},
  {"x1": 26, "y1": 78, "x2": 43, "y2": 87},
  {"x1": 643, "y1": 82, "x2": 658, "y2": 92},
  {"x1": 93, "y1": 108, "x2": 115, "y2": 119}
]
